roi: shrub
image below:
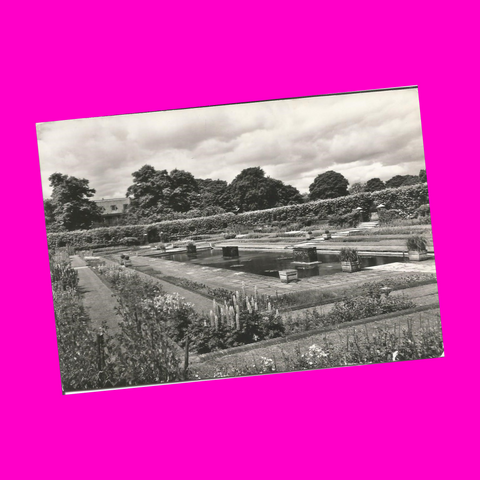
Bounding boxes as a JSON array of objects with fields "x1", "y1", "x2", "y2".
[
  {"x1": 51, "y1": 263, "x2": 79, "y2": 291},
  {"x1": 120, "y1": 236, "x2": 140, "y2": 246},
  {"x1": 284, "y1": 284, "x2": 416, "y2": 334},
  {"x1": 339, "y1": 247, "x2": 359, "y2": 262},
  {"x1": 378, "y1": 208, "x2": 407, "y2": 225},
  {"x1": 189, "y1": 311, "x2": 285, "y2": 354},
  {"x1": 416, "y1": 204, "x2": 430, "y2": 217},
  {"x1": 406, "y1": 235, "x2": 428, "y2": 252},
  {"x1": 328, "y1": 211, "x2": 361, "y2": 228}
]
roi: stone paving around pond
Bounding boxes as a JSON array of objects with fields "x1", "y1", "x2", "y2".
[{"x1": 125, "y1": 252, "x2": 438, "y2": 298}]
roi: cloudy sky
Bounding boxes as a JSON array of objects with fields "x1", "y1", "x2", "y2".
[{"x1": 37, "y1": 87, "x2": 426, "y2": 199}]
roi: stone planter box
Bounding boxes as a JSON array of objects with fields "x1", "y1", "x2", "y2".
[
  {"x1": 279, "y1": 269, "x2": 298, "y2": 283},
  {"x1": 222, "y1": 246, "x2": 239, "y2": 258},
  {"x1": 408, "y1": 250, "x2": 429, "y2": 261},
  {"x1": 341, "y1": 261, "x2": 361, "y2": 273},
  {"x1": 186, "y1": 243, "x2": 197, "y2": 254},
  {"x1": 323, "y1": 233, "x2": 331, "y2": 240},
  {"x1": 293, "y1": 246, "x2": 317, "y2": 263}
]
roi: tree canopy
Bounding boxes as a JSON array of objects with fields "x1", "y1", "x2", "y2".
[
  {"x1": 45, "y1": 173, "x2": 103, "y2": 231},
  {"x1": 364, "y1": 177, "x2": 386, "y2": 192},
  {"x1": 193, "y1": 178, "x2": 235, "y2": 213},
  {"x1": 385, "y1": 174, "x2": 420, "y2": 189},
  {"x1": 349, "y1": 182, "x2": 365, "y2": 195},
  {"x1": 228, "y1": 167, "x2": 303, "y2": 212},
  {"x1": 126, "y1": 165, "x2": 200, "y2": 221},
  {"x1": 309, "y1": 171, "x2": 349, "y2": 200},
  {"x1": 419, "y1": 169, "x2": 427, "y2": 183}
]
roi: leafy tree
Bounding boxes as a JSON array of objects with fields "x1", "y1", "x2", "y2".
[
  {"x1": 309, "y1": 171, "x2": 349, "y2": 200},
  {"x1": 385, "y1": 174, "x2": 419, "y2": 189},
  {"x1": 419, "y1": 169, "x2": 427, "y2": 183},
  {"x1": 349, "y1": 182, "x2": 365, "y2": 195},
  {"x1": 364, "y1": 178, "x2": 386, "y2": 192},
  {"x1": 269, "y1": 179, "x2": 304, "y2": 206},
  {"x1": 44, "y1": 198, "x2": 57, "y2": 229},
  {"x1": 126, "y1": 165, "x2": 200, "y2": 220},
  {"x1": 45, "y1": 173, "x2": 103, "y2": 231},
  {"x1": 126, "y1": 165, "x2": 172, "y2": 219},
  {"x1": 194, "y1": 178, "x2": 235, "y2": 213},
  {"x1": 169, "y1": 169, "x2": 199, "y2": 212},
  {"x1": 228, "y1": 167, "x2": 303, "y2": 212},
  {"x1": 401, "y1": 175, "x2": 420, "y2": 186},
  {"x1": 385, "y1": 175, "x2": 407, "y2": 189}
]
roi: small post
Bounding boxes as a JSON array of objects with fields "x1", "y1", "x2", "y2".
[
  {"x1": 97, "y1": 333, "x2": 105, "y2": 386},
  {"x1": 183, "y1": 336, "x2": 190, "y2": 380}
]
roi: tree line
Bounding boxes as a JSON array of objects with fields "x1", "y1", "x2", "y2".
[{"x1": 44, "y1": 166, "x2": 427, "y2": 232}]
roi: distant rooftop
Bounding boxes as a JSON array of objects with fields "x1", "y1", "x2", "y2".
[{"x1": 95, "y1": 197, "x2": 130, "y2": 216}]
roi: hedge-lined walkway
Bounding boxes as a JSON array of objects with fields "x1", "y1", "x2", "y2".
[{"x1": 71, "y1": 256, "x2": 122, "y2": 335}]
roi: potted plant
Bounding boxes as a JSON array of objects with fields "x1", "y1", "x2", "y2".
[
  {"x1": 406, "y1": 235, "x2": 429, "y2": 261},
  {"x1": 323, "y1": 229, "x2": 331, "y2": 240},
  {"x1": 306, "y1": 230, "x2": 314, "y2": 239},
  {"x1": 186, "y1": 241, "x2": 197, "y2": 254},
  {"x1": 339, "y1": 247, "x2": 361, "y2": 272}
]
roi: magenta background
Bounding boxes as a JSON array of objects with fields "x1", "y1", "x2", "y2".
[{"x1": 2, "y1": 2, "x2": 479, "y2": 478}]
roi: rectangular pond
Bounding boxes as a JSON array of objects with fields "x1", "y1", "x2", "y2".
[{"x1": 153, "y1": 248, "x2": 408, "y2": 279}]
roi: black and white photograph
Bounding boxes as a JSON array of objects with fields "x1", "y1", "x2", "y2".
[{"x1": 38, "y1": 87, "x2": 443, "y2": 393}]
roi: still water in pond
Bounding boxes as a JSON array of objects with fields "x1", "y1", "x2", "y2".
[{"x1": 160, "y1": 249, "x2": 407, "y2": 279}]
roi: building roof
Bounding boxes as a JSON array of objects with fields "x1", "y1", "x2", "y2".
[{"x1": 94, "y1": 197, "x2": 131, "y2": 216}]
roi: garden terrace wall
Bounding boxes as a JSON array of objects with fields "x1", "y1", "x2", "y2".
[{"x1": 47, "y1": 184, "x2": 429, "y2": 249}]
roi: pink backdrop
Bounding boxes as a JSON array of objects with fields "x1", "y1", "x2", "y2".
[{"x1": 2, "y1": 1, "x2": 478, "y2": 478}]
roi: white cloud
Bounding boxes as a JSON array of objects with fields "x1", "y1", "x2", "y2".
[{"x1": 37, "y1": 88, "x2": 426, "y2": 198}]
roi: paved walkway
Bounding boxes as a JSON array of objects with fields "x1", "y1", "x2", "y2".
[{"x1": 71, "y1": 256, "x2": 122, "y2": 335}]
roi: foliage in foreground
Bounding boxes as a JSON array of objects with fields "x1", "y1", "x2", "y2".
[
  {"x1": 52, "y1": 256, "x2": 185, "y2": 391},
  {"x1": 192, "y1": 318, "x2": 443, "y2": 379}
]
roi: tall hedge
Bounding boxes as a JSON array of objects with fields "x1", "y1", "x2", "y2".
[{"x1": 47, "y1": 183, "x2": 429, "y2": 249}]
